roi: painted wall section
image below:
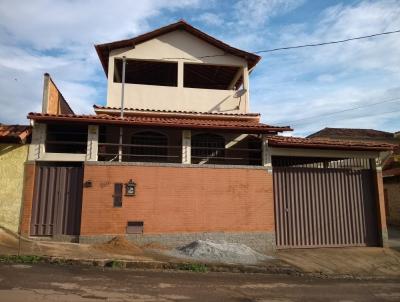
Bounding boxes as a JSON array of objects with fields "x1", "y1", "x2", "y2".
[
  {"x1": 19, "y1": 162, "x2": 35, "y2": 236},
  {"x1": 107, "y1": 30, "x2": 249, "y2": 113},
  {"x1": 42, "y1": 74, "x2": 74, "y2": 115},
  {"x1": 80, "y1": 164, "x2": 274, "y2": 235},
  {"x1": 0, "y1": 144, "x2": 28, "y2": 232}
]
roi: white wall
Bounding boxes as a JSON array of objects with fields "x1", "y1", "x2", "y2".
[{"x1": 107, "y1": 30, "x2": 250, "y2": 113}]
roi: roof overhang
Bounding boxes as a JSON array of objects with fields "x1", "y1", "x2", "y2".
[
  {"x1": 93, "y1": 105, "x2": 261, "y2": 122},
  {"x1": 28, "y1": 113, "x2": 291, "y2": 134},
  {"x1": 94, "y1": 20, "x2": 261, "y2": 76},
  {"x1": 267, "y1": 135, "x2": 394, "y2": 152}
]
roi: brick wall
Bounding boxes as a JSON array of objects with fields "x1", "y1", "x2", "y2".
[
  {"x1": 80, "y1": 164, "x2": 274, "y2": 235},
  {"x1": 19, "y1": 162, "x2": 35, "y2": 235}
]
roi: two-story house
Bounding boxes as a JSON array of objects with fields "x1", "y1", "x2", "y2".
[{"x1": 20, "y1": 20, "x2": 393, "y2": 251}]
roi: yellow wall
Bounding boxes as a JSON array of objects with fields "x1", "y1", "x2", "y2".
[{"x1": 0, "y1": 144, "x2": 28, "y2": 232}]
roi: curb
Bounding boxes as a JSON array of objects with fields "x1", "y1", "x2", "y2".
[{"x1": 1, "y1": 254, "x2": 397, "y2": 280}]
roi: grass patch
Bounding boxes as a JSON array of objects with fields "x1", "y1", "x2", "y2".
[
  {"x1": 177, "y1": 263, "x2": 208, "y2": 273},
  {"x1": 0, "y1": 255, "x2": 43, "y2": 264},
  {"x1": 106, "y1": 260, "x2": 125, "y2": 269}
]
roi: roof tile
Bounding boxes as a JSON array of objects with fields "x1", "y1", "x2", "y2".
[{"x1": 267, "y1": 135, "x2": 394, "y2": 151}]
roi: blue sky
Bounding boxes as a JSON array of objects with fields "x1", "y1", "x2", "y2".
[{"x1": 0, "y1": 0, "x2": 399, "y2": 136}]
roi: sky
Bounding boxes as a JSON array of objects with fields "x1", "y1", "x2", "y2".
[{"x1": 0, "y1": 0, "x2": 399, "y2": 136}]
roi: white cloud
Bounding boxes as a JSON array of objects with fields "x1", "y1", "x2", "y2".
[
  {"x1": 234, "y1": 0, "x2": 305, "y2": 28},
  {"x1": 0, "y1": 0, "x2": 199, "y2": 124},
  {"x1": 250, "y1": 0, "x2": 400, "y2": 136},
  {"x1": 194, "y1": 12, "x2": 223, "y2": 26}
]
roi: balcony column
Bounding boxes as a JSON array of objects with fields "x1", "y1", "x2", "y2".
[
  {"x1": 28, "y1": 123, "x2": 46, "y2": 161},
  {"x1": 178, "y1": 61, "x2": 184, "y2": 88},
  {"x1": 262, "y1": 134, "x2": 272, "y2": 172},
  {"x1": 242, "y1": 65, "x2": 250, "y2": 113},
  {"x1": 86, "y1": 125, "x2": 99, "y2": 161},
  {"x1": 182, "y1": 130, "x2": 191, "y2": 164}
]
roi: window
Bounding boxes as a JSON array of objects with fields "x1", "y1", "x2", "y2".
[
  {"x1": 45, "y1": 124, "x2": 87, "y2": 154},
  {"x1": 113, "y1": 183, "x2": 123, "y2": 207},
  {"x1": 130, "y1": 131, "x2": 168, "y2": 162},
  {"x1": 191, "y1": 133, "x2": 225, "y2": 164},
  {"x1": 114, "y1": 59, "x2": 177, "y2": 87},
  {"x1": 184, "y1": 63, "x2": 242, "y2": 90}
]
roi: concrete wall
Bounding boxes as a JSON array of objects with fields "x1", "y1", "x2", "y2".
[
  {"x1": 80, "y1": 163, "x2": 274, "y2": 236},
  {"x1": 107, "y1": 30, "x2": 250, "y2": 113},
  {"x1": 0, "y1": 144, "x2": 28, "y2": 232},
  {"x1": 384, "y1": 176, "x2": 400, "y2": 226}
]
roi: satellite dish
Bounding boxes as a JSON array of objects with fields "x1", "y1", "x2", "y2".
[{"x1": 234, "y1": 88, "x2": 247, "y2": 98}]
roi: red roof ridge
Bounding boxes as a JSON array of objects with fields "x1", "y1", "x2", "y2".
[
  {"x1": 95, "y1": 20, "x2": 261, "y2": 76},
  {"x1": 93, "y1": 104, "x2": 261, "y2": 117}
]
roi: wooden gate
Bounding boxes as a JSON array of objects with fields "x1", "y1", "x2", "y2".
[
  {"x1": 30, "y1": 164, "x2": 84, "y2": 236},
  {"x1": 273, "y1": 157, "x2": 379, "y2": 248}
]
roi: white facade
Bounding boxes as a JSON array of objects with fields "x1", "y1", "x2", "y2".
[{"x1": 106, "y1": 30, "x2": 251, "y2": 113}]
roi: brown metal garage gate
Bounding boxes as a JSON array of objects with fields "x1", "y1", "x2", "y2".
[
  {"x1": 30, "y1": 164, "x2": 84, "y2": 237},
  {"x1": 273, "y1": 157, "x2": 380, "y2": 248}
]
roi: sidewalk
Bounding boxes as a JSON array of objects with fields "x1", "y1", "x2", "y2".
[{"x1": 1, "y1": 227, "x2": 400, "y2": 278}]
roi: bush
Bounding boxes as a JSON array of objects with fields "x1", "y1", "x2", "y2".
[{"x1": 177, "y1": 263, "x2": 207, "y2": 272}]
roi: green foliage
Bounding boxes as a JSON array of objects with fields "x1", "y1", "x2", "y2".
[
  {"x1": 108, "y1": 260, "x2": 124, "y2": 269},
  {"x1": 0, "y1": 255, "x2": 42, "y2": 264},
  {"x1": 177, "y1": 263, "x2": 208, "y2": 272}
]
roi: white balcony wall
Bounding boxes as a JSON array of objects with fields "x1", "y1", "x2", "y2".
[{"x1": 107, "y1": 30, "x2": 249, "y2": 113}]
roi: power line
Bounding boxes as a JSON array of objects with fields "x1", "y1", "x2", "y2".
[
  {"x1": 280, "y1": 97, "x2": 400, "y2": 126},
  {"x1": 196, "y1": 29, "x2": 400, "y2": 59},
  {"x1": 296, "y1": 107, "x2": 400, "y2": 130},
  {"x1": 253, "y1": 29, "x2": 400, "y2": 54},
  {"x1": 159, "y1": 29, "x2": 400, "y2": 61}
]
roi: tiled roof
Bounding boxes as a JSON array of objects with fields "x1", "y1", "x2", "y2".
[
  {"x1": 383, "y1": 167, "x2": 400, "y2": 177},
  {"x1": 267, "y1": 135, "x2": 394, "y2": 151},
  {"x1": 308, "y1": 127, "x2": 394, "y2": 139},
  {"x1": 93, "y1": 105, "x2": 260, "y2": 118},
  {"x1": 27, "y1": 113, "x2": 291, "y2": 133},
  {"x1": 0, "y1": 125, "x2": 31, "y2": 144},
  {"x1": 95, "y1": 20, "x2": 261, "y2": 76}
]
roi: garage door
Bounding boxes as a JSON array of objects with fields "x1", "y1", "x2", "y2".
[
  {"x1": 273, "y1": 157, "x2": 380, "y2": 248},
  {"x1": 30, "y1": 164, "x2": 84, "y2": 236}
]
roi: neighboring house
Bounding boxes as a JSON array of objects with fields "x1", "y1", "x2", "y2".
[
  {"x1": 308, "y1": 128, "x2": 400, "y2": 227},
  {"x1": 0, "y1": 125, "x2": 31, "y2": 233},
  {"x1": 19, "y1": 21, "x2": 393, "y2": 250}
]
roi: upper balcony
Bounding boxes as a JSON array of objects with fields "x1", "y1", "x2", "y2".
[{"x1": 104, "y1": 29, "x2": 253, "y2": 114}]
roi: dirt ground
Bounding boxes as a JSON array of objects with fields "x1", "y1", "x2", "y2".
[
  {"x1": 0, "y1": 228, "x2": 154, "y2": 261},
  {"x1": 1, "y1": 227, "x2": 400, "y2": 277},
  {"x1": 1, "y1": 263, "x2": 399, "y2": 302},
  {"x1": 277, "y1": 247, "x2": 400, "y2": 277}
]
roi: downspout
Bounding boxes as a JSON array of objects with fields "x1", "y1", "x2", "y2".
[{"x1": 118, "y1": 56, "x2": 127, "y2": 162}]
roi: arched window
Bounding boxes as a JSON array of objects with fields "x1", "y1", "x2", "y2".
[
  {"x1": 191, "y1": 133, "x2": 225, "y2": 164},
  {"x1": 131, "y1": 131, "x2": 168, "y2": 162}
]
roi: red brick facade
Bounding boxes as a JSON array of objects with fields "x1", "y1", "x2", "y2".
[{"x1": 80, "y1": 164, "x2": 275, "y2": 235}]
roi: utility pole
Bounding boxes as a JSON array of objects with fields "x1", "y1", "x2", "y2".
[{"x1": 118, "y1": 56, "x2": 127, "y2": 162}]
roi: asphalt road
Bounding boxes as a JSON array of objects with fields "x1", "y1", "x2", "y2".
[{"x1": 0, "y1": 263, "x2": 399, "y2": 302}]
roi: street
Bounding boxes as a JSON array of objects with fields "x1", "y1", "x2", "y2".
[{"x1": 0, "y1": 263, "x2": 399, "y2": 301}]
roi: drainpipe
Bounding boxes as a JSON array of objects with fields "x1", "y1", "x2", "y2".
[{"x1": 118, "y1": 56, "x2": 127, "y2": 162}]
